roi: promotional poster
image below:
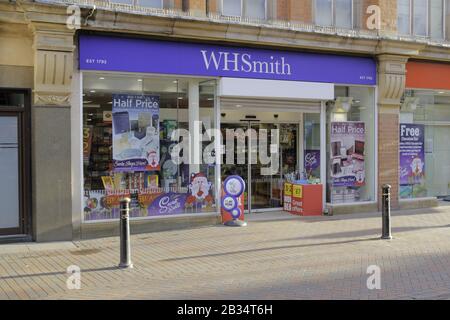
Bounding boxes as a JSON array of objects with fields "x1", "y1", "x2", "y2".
[
  {"x1": 83, "y1": 126, "x2": 93, "y2": 165},
  {"x1": 112, "y1": 94, "x2": 160, "y2": 172},
  {"x1": 304, "y1": 150, "x2": 320, "y2": 178},
  {"x1": 330, "y1": 122, "x2": 366, "y2": 187},
  {"x1": 399, "y1": 123, "x2": 426, "y2": 198}
]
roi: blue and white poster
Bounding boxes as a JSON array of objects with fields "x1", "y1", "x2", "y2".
[{"x1": 112, "y1": 94, "x2": 160, "y2": 172}]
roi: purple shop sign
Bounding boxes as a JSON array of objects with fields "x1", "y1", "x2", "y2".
[
  {"x1": 147, "y1": 192, "x2": 188, "y2": 216},
  {"x1": 399, "y1": 124, "x2": 425, "y2": 185},
  {"x1": 79, "y1": 34, "x2": 376, "y2": 85}
]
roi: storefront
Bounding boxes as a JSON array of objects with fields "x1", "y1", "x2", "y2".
[
  {"x1": 400, "y1": 61, "x2": 450, "y2": 202},
  {"x1": 74, "y1": 33, "x2": 377, "y2": 231}
]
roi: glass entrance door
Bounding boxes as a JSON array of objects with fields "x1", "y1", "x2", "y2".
[
  {"x1": 0, "y1": 115, "x2": 21, "y2": 234},
  {"x1": 221, "y1": 121, "x2": 286, "y2": 213},
  {"x1": 250, "y1": 122, "x2": 282, "y2": 210}
]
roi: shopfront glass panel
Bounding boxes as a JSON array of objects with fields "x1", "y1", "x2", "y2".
[
  {"x1": 0, "y1": 116, "x2": 20, "y2": 229},
  {"x1": 82, "y1": 73, "x2": 216, "y2": 221},
  {"x1": 326, "y1": 86, "x2": 376, "y2": 204},
  {"x1": 304, "y1": 114, "x2": 321, "y2": 180},
  {"x1": 221, "y1": 110, "x2": 308, "y2": 211},
  {"x1": 400, "y1": 90, "x2": 450, "y2": 199}
]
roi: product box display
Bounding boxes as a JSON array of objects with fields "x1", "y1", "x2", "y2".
[{"x1": 284, "y1": 182, "x2": 323, "y2": 216}]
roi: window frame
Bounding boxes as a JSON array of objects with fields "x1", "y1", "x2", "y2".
[
  {"x1": 125, "y1": 0, "x2": 164, "y2": 8},
  {"x1": 428, "y1": 0, "x2": 446, "y2": 39},
  {"x1": 398, "y1": 0, "x2": 447, "y2": 39},
  {"x1": 220, "y1": 0, "x2": 268, "y2": 20},
  {"x1": 313, "y1": 0, "x2": 355, "y2": 29}
]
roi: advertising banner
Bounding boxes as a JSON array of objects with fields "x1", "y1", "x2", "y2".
[
  {"x1": 304, "y1": 150, "x2": 320, "y2": 176},
  {"x1": 330, "y1": 122, "x2": 366, "y2": 187},
  {"x1": 112, "y1": 94, "x2": 160, "y2": 172},
  {"x1": 399, "y1": 124, "x2": 425, "y2": 186},
  {"x1": 83, "y1": 126, "x2": 93, "y2": 164}
]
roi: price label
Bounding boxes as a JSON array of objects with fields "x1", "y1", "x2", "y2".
[
  {"x1": 284, "y1": 183, "x2": 293, "y2": 196},
  {"x1": 292, "y1": 185, "x2": 303, "y2": 198}
]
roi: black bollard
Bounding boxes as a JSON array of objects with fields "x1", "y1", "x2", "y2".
[
  {"x1": 119, "y1": 198, "x2": 133, "y2": 269},
  {"x1": 381, "y1": 184, "x2": 392, "y2": 240}
]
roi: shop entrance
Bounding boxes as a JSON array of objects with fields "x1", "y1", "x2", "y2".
[
  {"x1": 220, "y1": 108, "x2": 321, "y2": 213},
  {"x1": 0, "y1": 89, "x2": 31, "y2": 237}
]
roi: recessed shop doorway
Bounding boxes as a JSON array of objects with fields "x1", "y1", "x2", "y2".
[
  {"x1": 220, "y1": 104, "x2": 322, "y2": 213},
  {"x1": 0, "y1": 89, "x2": 31, "y2": 238}
]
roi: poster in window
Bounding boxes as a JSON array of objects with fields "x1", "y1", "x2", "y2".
[
  {"x1": 330, "y1": 122, "x2": 366, "y2": 187},
  {"x1": 112, "y1": 94, "x2": 160, "y2": 172},
  {"x1": 399, "y1": 124, "x2": 426, "y2": 198},
  {"x1": 83, "y1": 125, "x2": 93, "y2": 164}
]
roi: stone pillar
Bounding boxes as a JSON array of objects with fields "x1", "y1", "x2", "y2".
[
  {"x1": 377, "y1": 54, "x2": 408, "y2": 210},
  {"x1": 31, "y1": 23, "x2": 75, "y2": 242}
]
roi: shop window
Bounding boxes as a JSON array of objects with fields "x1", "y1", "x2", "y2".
[
  {"x1": 400, "y1": 90, "x2": 450, "y2": 199},
  {"x1": 326, "y1": 86, "x2": 376, "y2": 204},
  {"x1": 314, "y1": 0, "x2": 353, "y2": 29},
  {"x1": 222, "y1": 0, "x2": 266, "y2": 20},
  {"x1": 82, "y1": 74, "x2": 217, "y2": 221}
]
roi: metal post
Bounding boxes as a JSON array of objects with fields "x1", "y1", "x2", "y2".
[
  {"x1": 381, "y1": 184, "x2": 392, "y2": 240},
  {"x1": 119, "y1": 198, "x2": 133, "y2": 269}
]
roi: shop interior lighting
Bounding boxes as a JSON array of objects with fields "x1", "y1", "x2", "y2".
[
  {"x1": 333, "y1": 97, "x2": 353, "y2": 113},
  {"x1": 401, "y1": 97, "x2": 420, "y2": 112}
]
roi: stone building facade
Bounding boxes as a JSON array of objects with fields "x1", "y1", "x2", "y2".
[{"x1": 0, "y1": 0, "x2": 449, "y2": 242}]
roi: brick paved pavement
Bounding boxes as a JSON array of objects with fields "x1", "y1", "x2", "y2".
[{"x1": 1, "y1": 204, "x2": 450, "y2": 300}]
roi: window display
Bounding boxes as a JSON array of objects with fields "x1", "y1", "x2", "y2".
[
  {"x1": 82, "y1": 74, "x2": 217, "y2": 221},
  {"x1": 400, "y1": 90, "x2": 450, "y2": 199},
  {"x1": 326, "y1": 86, "x2": 376, "y2": 204}
]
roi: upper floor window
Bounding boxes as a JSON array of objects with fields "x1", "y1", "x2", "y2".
[
  {"x1": 110, "y1": 0, "x2": 164, "y2": 8},
  {"x1": 222, "y1": 0, "x2": 267, "y2": 20},
  {"x1": 397, "y1": 0, "x2": 447, "y2": 39},
  {"x1": 314, "y1": 0, "x2": 353, "y2": 29}
]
